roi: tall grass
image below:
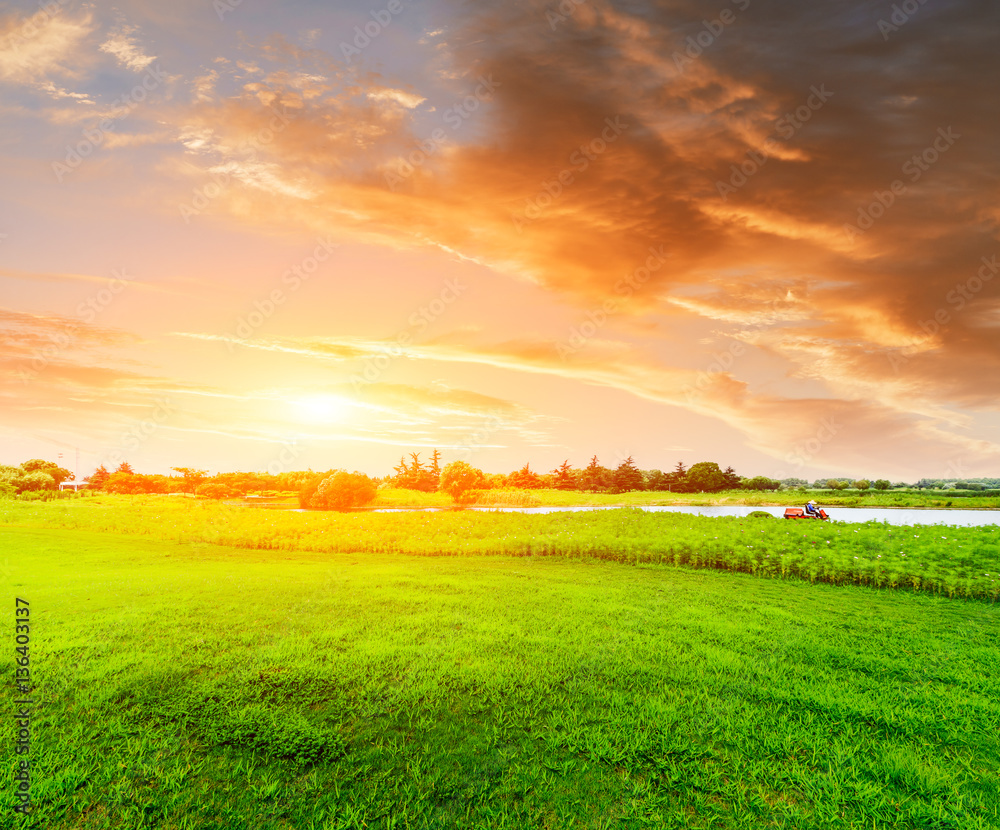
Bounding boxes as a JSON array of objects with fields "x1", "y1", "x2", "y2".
[
  {"x1": 3, "y1": 497, "x2": 998, "y2": 601},
  {"x1": 471, "y1": 488, "x2": 542, "y2": 507}
]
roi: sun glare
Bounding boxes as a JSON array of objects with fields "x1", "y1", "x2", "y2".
[{"x1": 292, "y1": 394, "x2": 350, "y2": 423}]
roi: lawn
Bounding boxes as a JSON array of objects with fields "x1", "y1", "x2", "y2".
[{"x1": 1, "y1": 520, "x2": 998, "y2": 829}]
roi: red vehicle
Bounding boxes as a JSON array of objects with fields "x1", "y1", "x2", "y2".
[{"x1": 783, "y1": 507, "x2": 829, "y2": 520}]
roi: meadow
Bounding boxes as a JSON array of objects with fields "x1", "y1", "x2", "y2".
[
  {"x1": 2, "y1": 497, "x2": 998, "y2": 600},
  {"x1": 369, "y1": 488, "x2": 1000, "y2": 510},
  {"x1": 1, "y1": 524, "x2": 998, "y2": 829}
]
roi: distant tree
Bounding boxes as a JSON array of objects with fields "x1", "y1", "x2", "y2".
[
  {"x1": 86, "y1": 464, "x2": 110, "y2": 490},
  {"x1": 0, "y1": 482, "x2": 15, "y2": 498},
  {"x1": 666, "y1": 461, "x2": 689, "y2": 492},
  {"x1": 853, "y1": 479, "x2": 871, "y2": 491},
  {"x1": 873, "y1": 479, "x2": 891, "y2": 491},
  {"x1": 644, "y1": 469, "x2": 670, "y2": 491},
  {"x1": 310, "y1": 471, "x2": 378, "y2": 510},
  {"x1": 298, "y1": 470, "x2": 334, "y2": 508},
  {"x1": 741, "y1": 476, "x2": 780, "y2": 491},
  {"x1": 114, "y1": 461, "x2": 135, "y2": 475},
  {"x1": 392, "y1": 452, "x2": 438, "y2": 491},
  {"x1": 16, "y1": 471, "x2": 56, "y2": 493},
  {"x1": 551, "y1": 460, "x2": 576, "y2": 490},
  {"x1": 612, "y1": 456, "x2": 645, "y2": 492},
  {"x1": 428, "y1": 449, "x2": 442, "y2": 490},
  {"x1": 825, "y1": 478, "x2": 848, "y2": 490},
  {"x1": 171, "y1": 467, "x2": 209, "y2": 494},
  {"x1": 721, "y1": 466, "x2": 742, "y2": 490},
  {"x1": 195, "y1": 482, "x2": 237, "y2": 500},
  {"x1": 439, "y1": 461, "x2": 486, "y2": 506},
  {"x1": 781, "y1": 477, "x2": 809, "y2": 489},
  {"x1": 507, "y1": 463, "x2": 542, "y2": 489},
  {"x1": 579, "y1": 456, "x2": 610, "y2": 493},
  {"x1": 685, "y1": 462, "x2": 727, "y2": 492},
  {"x1": 21, "y1": 459, "x2": 73, "y2": 486}
]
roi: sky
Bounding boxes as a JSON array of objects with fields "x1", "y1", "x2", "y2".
[{"x1": 1, "y1": 0, "x2": 998, "y2": 482}]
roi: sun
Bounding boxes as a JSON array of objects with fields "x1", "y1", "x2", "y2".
[{"x1": 292, "y1": 394, "x2": 351, "y2": 423}]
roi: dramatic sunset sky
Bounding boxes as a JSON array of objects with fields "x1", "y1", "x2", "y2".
[{"x1": 1, "y1": 0, "x2": 998, "y2": 481}]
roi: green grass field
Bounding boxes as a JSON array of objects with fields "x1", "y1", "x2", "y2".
[
  {"x1": 2, "y1": 502, "x2": 998, "y2": 828},
  {"x1": 366, "y1": 487, "x2": 1000, "y2": 510}
]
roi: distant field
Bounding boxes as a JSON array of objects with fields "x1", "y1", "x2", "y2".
[
  {"x1": 3, "y1": 497, "x2": 998, "y2": 600},
  {"x1": 369, "y1": 487, "x2": 1000, "y2": 510},
  {"x1": 1, "y1": 525, "x2": 998, "y2": 829}
]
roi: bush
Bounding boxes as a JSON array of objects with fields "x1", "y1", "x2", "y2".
[
  {"x1": 741, "y1": 476, "x2": 780, "y2": 491},
  {"x1": 195, "y1": 483, "x2": 237, "y2": 500},
  {"x1": 439, "y1": 461, "x2": 486, "y2": 506},
  {"x1": 310, "y1": 471, "x2": 377, "y2": 511},
  {"x1": 747, "y1": 510, "x2": 774, "y2": 519}
]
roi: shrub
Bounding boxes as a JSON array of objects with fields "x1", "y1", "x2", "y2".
[
  {"x1": 439, "y1": 461, "x2": 486, "y2": 506},
  {"x1": 310, "y1": 471, "x2": 377, "y2": 511},
  {"x1": 195, "y1": 483, "x2": 237, "y2": 500}
]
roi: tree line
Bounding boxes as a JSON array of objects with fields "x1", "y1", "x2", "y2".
[{"x1": 3, "y1": 454, "x2": 996, "y2": 510}]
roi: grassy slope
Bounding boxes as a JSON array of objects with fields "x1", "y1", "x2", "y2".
[{"x1": 2, "y1": 526, "x2": 998, "y2": 829}]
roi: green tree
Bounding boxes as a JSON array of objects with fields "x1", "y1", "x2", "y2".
[
  {"x1": 666, "y1": 461, "x2": 689, "y2": 492},
  {"x1": 171, "y1": 467, "x2": 209, "y2": 494},
  {"x1": 644, "y1": 470, "x2": 669, "y2": 491},
  {"x1": 21, "y1": 459, "x2": 73, "y2": 486},
  {"x1": 17, "y1": 471, "x2": 56, "y2": 493},
  {"x1": 873, "y1": 479, "x2": 891, "y2": 491},
  {"x1": 721, "y1": 465, "x2": 742, "y2": 489},
  {"x1": 195, "y1": 482, "x2": 237, "y2": 500},
  {"x1": 741, "y1": 476, "x2": 780, "y2": 491},
  {"x1": 439, "y1": 461, "x2": 486, "y2": 506},
  {"x1": 310, "y1": 471, "x2": 378, "y2": 510},
  {"x1": 507, "y1": 463, "x2": 542, "y2": 489},
  {"x1": 579, "y1": 456, "x2": 610, "y2": 493},
  {"x1": 298, "y1": 470, "x2": 335, "y2": 508},
  {"x1": 685, "y1": 462, "x2": 727, "y2": 492},
  {"x1": 853, "y1": 479, "x2": 871, "y2": 491},
  {"x1": 612, "y1": 456, "x2": 644, "y2": 492},
  {"x1": 86, "y1": 465, "x2": 110, "y2": 490},
  {"x1": 551, "y1": 460, "x2": 576, "y2": 490}
]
